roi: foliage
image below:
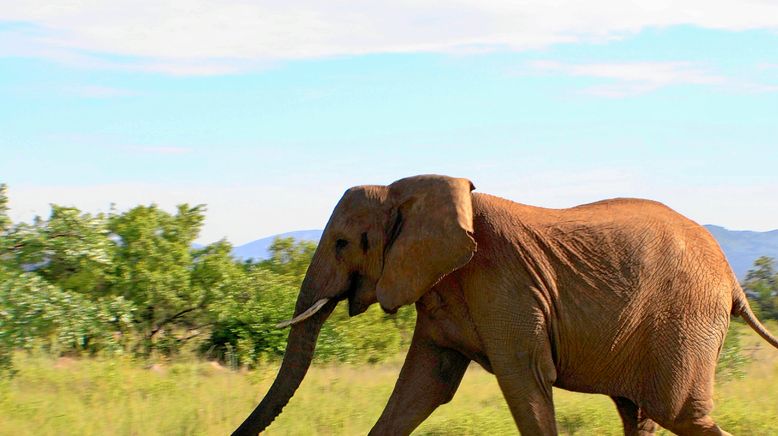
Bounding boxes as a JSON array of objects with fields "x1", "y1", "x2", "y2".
[
  {"x1": 205, "y1": 267, "x2": 300, "y2": 366},
  {"x1": 743, "y1": 256, "x2": 778, "y2": 320},
  {"x1": 0, "y1": 185, "x2": 416, "y2": 374},
  {"x1": 37, "y1": 206, "x2": 115, "y2": 294},
  {"x1": 109, "y1": 204, "x2": 209, "y2": 354},
  {"x1": 714, "y1": 255, "x2": 778, "y2": 381},
  {"x1": 317, "y1": 304, "x2": 415, "y2": 364},
  {"x1": 258, "y1": 236, "x2": 318, "y2": 278},
  {"x1": 0, "y1": 184, "x2": 9, "y2": 233},
  {"x1": 2, "y1": 323, "x2": 777, "y2": 436},
  {"x1": 2, "y1": 183, "x2": 771, "y2": 379},
  {"x1": 717, "y1": 324, "x2": 749, "y2": 381},
  {"x1": 0, "y1": 267, "x2": 134, "y2": 376},
  {"x1": 1, "y1": 184, "x2": 777, "y2": 434},
  {"x1": 205, "y1": 239, "x2": 415, "y2": 366}
]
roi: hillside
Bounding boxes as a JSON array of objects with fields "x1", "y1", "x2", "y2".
[
  {"x1": 232, "y1": 226, "x2": 778, "y2": 279},
  {"x1": 704, "y1": 225, "x2": 778, "y2": 279},
  {"x1": 231, "y1": 230, "x2": 323, "y2": 261}
]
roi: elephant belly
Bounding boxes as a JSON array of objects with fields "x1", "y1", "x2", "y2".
[{"x1": 552, "y1": 306, "x2": 730, "y2": 404}]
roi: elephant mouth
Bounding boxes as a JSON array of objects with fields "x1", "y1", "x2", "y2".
[
  {"x1": 341, "y1": 272, "x2": 362, "y2": 301},
  {"x1": 346, "y1": 272, "x2": 397, "y2": 315},
  {"x1": 277, "y1": 273, "x2": 367, "y2": 328},
  {"x1": 345, "y1": 273, "x2": 371, "y2": 317}
]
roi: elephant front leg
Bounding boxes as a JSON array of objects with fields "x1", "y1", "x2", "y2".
[
  {"x1": 369, "y1": 329, "x2": 469, "y2": 436},
  {"x1": 491, "y1": 343, "x2": 558, "y2": 435},
  {"x1": 612, "y1": 396, "x2": 658, "y2": 435}
]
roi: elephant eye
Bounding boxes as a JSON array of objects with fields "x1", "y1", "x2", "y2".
[{"x1": 335, "y1": 239, "x2": 349, "y2": 252}]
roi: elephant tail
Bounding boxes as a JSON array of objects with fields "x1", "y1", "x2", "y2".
[{"x1": 732, "y1": 284, "x2": 778, "y2": 349}]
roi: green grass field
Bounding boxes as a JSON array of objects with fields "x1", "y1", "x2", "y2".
[{"x1": 1, "y1": 324, "x2": 776, "y2": 435}]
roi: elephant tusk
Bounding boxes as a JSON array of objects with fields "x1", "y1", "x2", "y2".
[{"x1": 275, "y1": 298, "x2": 331, "y2": 329}]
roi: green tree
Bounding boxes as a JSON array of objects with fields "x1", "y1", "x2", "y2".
[
  {"x1": 0, "y1": 184, "x2": 45, "y2": 271},
  {"x1": 108, "y1": 204, "x2": 208, "y2": 354},
  {"x1": 0, "y1": 184, "x2": 9, "y2": 234},
  {"x1": 0, "y1": 184, "x2": 14, "y2": 272},
  {"x1": 259, "y1": 237, "x2": 317, "y2": 279},
  {"x1": 206, "y1": 238, "x2": 313, "y2": 365},
  {"x1": 210, "y1": 238, "x2": 416, "y2": 365},
  {"x1": 0, "y1": 185, "x2": 419, "y2": 370},
  {"x1": 36, "y1": 206, "x2": 114, "y2": 295},
  {"x1": 205, "y1": 267, "x2": 298, "y2": 366},
  {"x1": 743, "y1": 256, "x2": 778, "y2": 320},
  {"x1": 186, "y1": 241, "x2": 247, "y2": 349}
]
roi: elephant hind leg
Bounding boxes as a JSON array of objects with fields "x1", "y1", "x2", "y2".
[
  {"x1": 611, "y1": 396, "x2": 658, "y2": 436},
  {"x1": 663, "y1": 415, "x2": 731, "y2": 436},
  {"x1": 651, "y1": 395, "x2": 730, "y2": 435}
]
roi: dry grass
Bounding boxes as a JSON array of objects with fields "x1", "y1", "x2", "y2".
[{"x1": 1, "y1": 323, "x2": 776, "y2": 435}]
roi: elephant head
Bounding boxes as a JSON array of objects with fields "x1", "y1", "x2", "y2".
[{"x1": 233, "y1": 175, "x2": 477, "y2": 435}]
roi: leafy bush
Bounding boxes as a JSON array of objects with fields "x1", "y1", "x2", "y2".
[
  {"x1": 717, "y1": 322, "x2": 749, "y2": 381},
  {"x1": 203, "y1": 239, "x2": 416, "y2": 366},
  {"x1": 205, "y1": 268, "x2": 299, "y2": 366},
  {"x1": 0, "y1": 267, "x2": 134, "y2": 374},
  {"x1": 0, "y1": 182, "x2": 417, "y2": 375}
]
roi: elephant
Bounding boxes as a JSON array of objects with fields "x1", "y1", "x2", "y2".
[{"x1": 233, "y1": 174, "x2": 778, "y2": 436}]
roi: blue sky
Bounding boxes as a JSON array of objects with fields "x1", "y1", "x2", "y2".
[{"x1": 1, "y1": 2, "x2": 777, "y2": 244}]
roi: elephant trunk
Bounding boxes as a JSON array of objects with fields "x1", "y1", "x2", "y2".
[{"x1": 232, "y1": 295, "x2": 338, "y2": 436}]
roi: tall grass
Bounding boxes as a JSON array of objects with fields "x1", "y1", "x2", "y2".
[{"x1": 1, "y1": 323, "x2": 776, "y2": 435}]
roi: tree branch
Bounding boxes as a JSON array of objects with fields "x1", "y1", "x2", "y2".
[
  {"x1": 176, "y1": 322, "x2": 214, "y2": 343},
  {"x1": 149, "y1": 306, "x2": 199, "y2": 338},
  {"x1": 2, "y1": 232, "x2": 83, "y2": 254}
]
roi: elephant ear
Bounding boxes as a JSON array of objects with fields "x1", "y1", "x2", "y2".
[{"x1": 376, "y1": 175, "x2": 477, "y2": 312}]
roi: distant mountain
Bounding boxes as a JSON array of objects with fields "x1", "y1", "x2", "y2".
[
  {"x1": 233, "y1": 226, "x2": 778, "y2": 279},
  {"x1": 704, "y1": 225, "x2": 778, "y2": 280},
  {"x1": 232, "y1": 229, "x2": 323, "y2": 261}
]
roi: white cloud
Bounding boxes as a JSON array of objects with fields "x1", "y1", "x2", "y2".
[
  {"x1": 524, "y1": 60, "x2": 776, "y2": 97},
  {"x1": 2, "y1": 0, "x2": 778, "y2": 74}
]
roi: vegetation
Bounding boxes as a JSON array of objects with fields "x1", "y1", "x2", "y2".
[
  {"x1": 0, "y1": 321, "x2": 775, "y2": 435},
  {"x1": 742, "y1": 256, "x2": 778, "y2": 321},
  {"x1": 0, "y1": 184, "x2": 415, "y2": 375},
  {"x1": 0, "y1": 183, "x2": 776, "y2": 433}
]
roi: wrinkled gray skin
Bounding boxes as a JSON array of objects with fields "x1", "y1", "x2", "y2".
[{"x1": 233, "y1": 175, "x2": 778, "y2": 436}]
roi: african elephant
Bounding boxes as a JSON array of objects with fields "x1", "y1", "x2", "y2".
[{"x1": 233, "y1": 174, "x2": 778, "y2": 436}]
